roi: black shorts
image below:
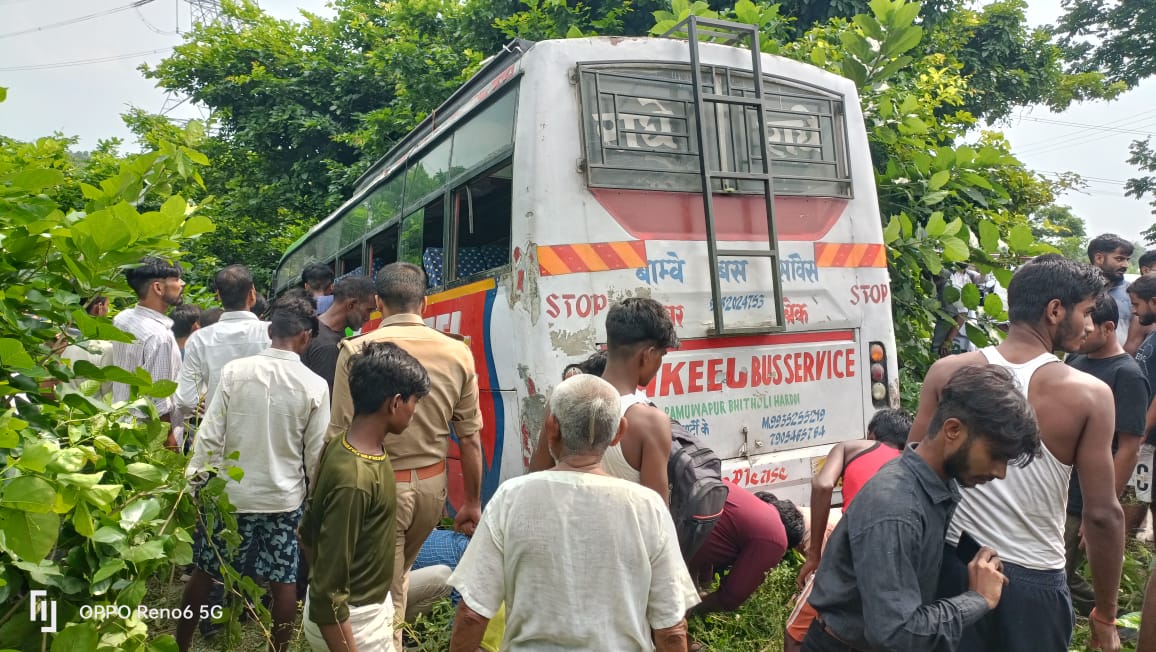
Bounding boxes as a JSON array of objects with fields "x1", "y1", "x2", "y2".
[{"x1": 938, "y1": 543, "x2": 1074, "y2": 652}]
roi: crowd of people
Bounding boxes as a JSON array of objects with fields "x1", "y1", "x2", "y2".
[{"x1": 59, "y1": 232, "x2": 1156, "y2": 652}]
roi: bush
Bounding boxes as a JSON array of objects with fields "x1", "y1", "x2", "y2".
[{"x1": 0, "y1": 88, "x2": 222, "y2": 651}]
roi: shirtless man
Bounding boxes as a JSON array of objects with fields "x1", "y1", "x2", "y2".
[
  {"x1": 909, "y1": 254, "x2": 1123, "y2": 652},
  {"x1": 530, "y1": 297, "x2": 677, "y2": 501}
]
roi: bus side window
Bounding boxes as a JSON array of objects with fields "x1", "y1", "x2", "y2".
[
  {"x1": 451, "y1": 161, "x2": 512, "y2": 282},
  {"x1": 400, "y1": 197, "x2": 447, "y2": 289}
]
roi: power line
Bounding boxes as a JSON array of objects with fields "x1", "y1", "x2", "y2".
[
  {"x1": 134, "y1": 3, "x2": 178, "y2": 35},
  {"x1": 1018, "y1": 114, "x2": 1156, "y2": 157},
  {"x1": 1038, "y1": 171, "x2": 1129, "y2": 185},
  {"x1": 0, "y1": 0, "x2": 157, "y2": 39},
  {"x1": 1014, "y1": 108, "x2": 1156, "y2": 153},
  {"x1": 0, "y1": 47, "x2": 171, "y2": 71},
  {"x1": 1016, "y1": 116, "x2": 1156, "y2": 137}
]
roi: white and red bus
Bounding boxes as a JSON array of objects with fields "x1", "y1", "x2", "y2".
[{"x1": 273, "y1": 21, "x2": 898, "y2": 506}]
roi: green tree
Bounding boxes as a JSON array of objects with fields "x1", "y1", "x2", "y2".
[
  {"x1": 137, "y1": 0, "x2": 483, "y2": 289},
  {"x1": 1056, "y1": 0, "x2": 1156, "y2": 88},
  {"x1": 1124, "y1": 138, "x2": 1156, "y2": 247},
  {"x1": 1030, "y1": 204, "x2": 1087, "y2": 260}
]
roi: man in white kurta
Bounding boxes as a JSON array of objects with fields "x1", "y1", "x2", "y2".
[{"x1": 447, "y1": 374, "x2": 699, "y2": 651}]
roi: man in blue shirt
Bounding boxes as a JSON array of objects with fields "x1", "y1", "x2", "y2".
[
  {"x1": 1088, "y1": 233, "x2": 1135, "y2": 346},
  {"x1": 408, "y1": 528, "x2": 470, "y2": 620}
]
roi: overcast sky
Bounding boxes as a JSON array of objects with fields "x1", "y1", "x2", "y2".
[{"x1": 1, "y1": 0, "x2": 1152, "y2": 244}]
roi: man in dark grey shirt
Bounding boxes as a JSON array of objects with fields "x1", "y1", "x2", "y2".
[{"x1": 804, "y1": 365, "x2": 1041, "y2": 652}]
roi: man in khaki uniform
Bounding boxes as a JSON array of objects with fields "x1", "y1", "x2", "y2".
[{"x1": 327, "y1": 262, "x2": 484, "y2": 646}]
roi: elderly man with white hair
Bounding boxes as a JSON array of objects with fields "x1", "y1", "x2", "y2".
[{"x1": 447, "y1": 374, "x2": 699, "y2": 651}]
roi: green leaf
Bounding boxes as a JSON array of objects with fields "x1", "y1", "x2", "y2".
[
  {"x1": 51, "y1": 621, "x2": 98, "y2": 652},
  {"x1": 149, "y1": 635, "x2": 181, "y2": 652},
  {"x1": 978, "y1": 220, "x2": 1000, "y2": 253},
  {"x1": 810, "y1": 47, "x2": 827, "y2": 67},
  {"x1": 883, "y1": 216, "x2": 901, "y2": 244},
  {"x1": 170, "y1": 541, "x2": 193, "y2": 566},
  {"x1": 119, "y1": 497, "x2": 161, "y2": 530},
  {"x1": 92, "y1": 558, "x2": 126, "y2": 584},
  {"x1": 0, "y1": 507, "x2": 59, "y2": 562},
  {"x1": 91, "y1": 526, "x2": 126, "y2": 545},
  {"x1": 984, "y1": 292, "x2": 1005, "y2": 318},
  {"x1": 120, "y1": 578, "x2": 147, "y2": 606},
  {"x1": 899, "y1": 212, "x2": 913, "y2": 238},
  {"x1": 868, "y1": 0, "x2": 893, "y2": 22},
  {"x1": 83, "y1": 484, "x2": 122, "y2": 511},
  {"x1": 565, "y1": 24, "x2": 583, "y2": 38},
  {"x1": 122, "y1": 539, "x2": 166, "y2": 564},
  {"x1": 899, "y1": 116, "x2": 928, "y2": 135},
  {"x1": 73, "y1": 501, "x2": 95, "y2": 538},
  {"x1": 961, "y1": 283, "x2": 981, "y2": 310},
  {"x1": 225, "y1": 465, "x2": 245, "y2": 482},
  {"x1": 852, "y1": 13, "x2": 885, "y2": 40},
  {"x1": 141, "y1": 379, "x2": 177, "y2": 398},
  {"x1": 921, "y1": 248, "x2": 943, "y2": 275},
  {"x1": 182, "y1": 215, "x2": 214, "y2": 237},
  {"x1": 873, "y1": 55, "x2": 912, "y2": 83},
  {"x1": 10, "y1": 168, "x2": 66, "y2": 193},
  {"x1": 928, "y1": 170, "x2": 951, "y2": 191},
  {"x1": 841, "y1": 57, "x2": 868, "y2": 87},
  {"x1": 891, "y1": 1, "x2": 920, "y2": 29},
  {"x1": 0, "y1": 87, "x2": 6, "y2": 102},
  {"x1": 964, "y1": 323, "x2": 991, "y2": 348},
  {"x1": 92, "y1": 435, "x2": 123, "y2": 455},
  {"x1": 942, "y1": 218, "x2": 963, "y2": 237},
  {"x1": 1, "y1": 476, "x2": 56, "y2": 513},
  {"x1": 47, "y1": 448, "x2": 88, "y2": 473},
  {"x1": 16, "y1": 439, "x2": 58, "y2": 473},
  {"x1": 899, "y1": 94, "x2": 920, "y2": 116},
  {"x1": 1008, "y1": 224, "x2": 1035, "y2": 252},
  {"x1": 56, "y1": 472, "x2": 104, "y2": 489},
  {"x1": 925, "y1": 212, "x2": 947, "y2": 237},
  {"x1": 941, "y1": 237, "x2": 969, "y2": 262},
  {"x1": 0, "y1": 338, "x2": 35, "y2": 371},
  {"x1": 993, "y1": 267, "x2": 1013, "y2": 289},
  {"x1": 839, "y1": 31, "x2": 873, "y2": 63},
  {"x1": 884, "y1": 25, "x2": 923, "y2": 57},
  {"x1": 72, "y1": 309, "x2": 134, "y2": 343},
  {"x1": 126, "y1": 462, "x2": 166, "y2": 488},
  {"x1": 922, "y1": 190, "x2": 949, "y2": 206}
]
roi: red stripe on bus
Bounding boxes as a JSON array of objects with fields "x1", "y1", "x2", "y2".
[
  {"x1": 591, "y1": 242, "x2": 628, "y2": 269},
  {"x1": 864, "y1": 244, "x2": 886, "y2": 267},
  {"x1": 675, "y1": 330, "x2": 854, "y2": 351},
  {"x1": 830, "y1": 244, "x2": 855, "y2": 267},
  {"x1": 550, "y1": 244, "x2": 588, "y2": 273}
]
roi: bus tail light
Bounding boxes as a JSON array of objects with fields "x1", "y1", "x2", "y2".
[{"x1": 869, "y1": 341, "x2": 889, "y2": 407}]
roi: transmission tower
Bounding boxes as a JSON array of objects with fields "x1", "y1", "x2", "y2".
[{"x1": 159, "y1": 0, "x2": 252, "y2": 116}]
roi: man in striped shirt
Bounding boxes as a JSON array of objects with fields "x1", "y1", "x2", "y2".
[{"x1": 110, "y1": 256, "x2": 185, "y2": 449}]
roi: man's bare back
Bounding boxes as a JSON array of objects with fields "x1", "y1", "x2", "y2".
[{"x1": 910, "y1": 347, "x2": 1111, "y2": 467}]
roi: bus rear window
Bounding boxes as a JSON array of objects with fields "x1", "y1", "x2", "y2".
[{"x1": 578, "y1": 63, "x2": 851, "y2": 198}]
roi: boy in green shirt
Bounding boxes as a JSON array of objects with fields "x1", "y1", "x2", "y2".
[{"x1": 301, "y1": 341, "x2": 430, "y2": 652}]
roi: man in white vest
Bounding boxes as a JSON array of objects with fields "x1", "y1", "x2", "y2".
[{"x1": 909, "y1": 254, "x2": 1124, "y2": 652}]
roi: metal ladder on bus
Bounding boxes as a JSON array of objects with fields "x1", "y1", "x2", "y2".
[{"x1": 662, "y1": 16, "x2": 785, "y2": 336}]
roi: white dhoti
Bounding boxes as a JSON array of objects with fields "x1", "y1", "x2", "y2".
[{"x1": 304, "y1": 592, "x2": 395, "y2": 652}]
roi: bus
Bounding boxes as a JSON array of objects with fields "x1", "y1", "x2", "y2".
[{"x1": 272, "y1": 18, "x2": 899, "y2": 506}]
